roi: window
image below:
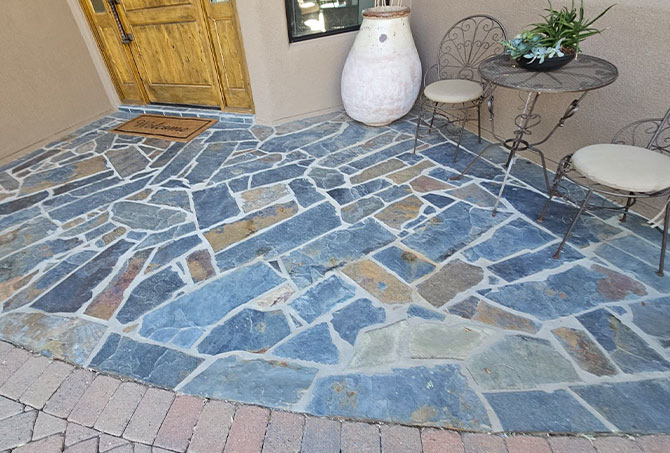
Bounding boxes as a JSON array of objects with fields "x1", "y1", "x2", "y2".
[{"x1": 285, "y1": 0, "x2": 377, "y2": 42}]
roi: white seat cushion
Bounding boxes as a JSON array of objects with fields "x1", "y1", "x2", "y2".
[
  {"x1": 423, "y1": 79, "x2": 484, "y2": 104},
  {"x1": 571, "y1": 144, "x2": 670, "y2": 193}
]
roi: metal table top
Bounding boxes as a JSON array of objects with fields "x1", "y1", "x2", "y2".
[{"x1": 479, "y1": 54, "x2": 618, "y2": 93}]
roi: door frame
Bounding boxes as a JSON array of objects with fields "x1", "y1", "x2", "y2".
[{"x1": 78, "y1": 0, "x2": 254, "y2": 113}]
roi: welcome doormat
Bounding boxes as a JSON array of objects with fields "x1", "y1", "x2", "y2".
[{"x1": 110, "y1": 114, "x2": 217, "y2": 142}]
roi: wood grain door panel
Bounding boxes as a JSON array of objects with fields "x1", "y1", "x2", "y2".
[{"x1": 202, "y1": 0, "x2": 253, "y2": 111}]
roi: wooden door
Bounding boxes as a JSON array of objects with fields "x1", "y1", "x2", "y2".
[
  {"x1": 79, "y1": 0, "x2": 146, "y2": 104},
  {"x1": 200, "y1": 0, "x2": 254, "y2": 111},
  {"x1": 79, "y1": 0, "x2": 254, "y2": 111},
  {"x1": 120, "y1": 0, "x2": 224, "y2": 107}
]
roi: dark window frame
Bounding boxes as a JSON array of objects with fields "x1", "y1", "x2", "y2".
[{"x1": 284, "y1": 0, "x2": 363, "y2": 43}]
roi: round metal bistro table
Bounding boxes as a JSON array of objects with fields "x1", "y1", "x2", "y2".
[{"x1": 455, "y1": 54, "x2": 618, "y2": 214}]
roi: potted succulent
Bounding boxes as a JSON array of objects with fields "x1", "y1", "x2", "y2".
[{"x1": 502, "y1": 0, "x2": 615, "y2": 71}]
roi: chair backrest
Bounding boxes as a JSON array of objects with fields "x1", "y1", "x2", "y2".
[
  {"x1": 612, "y1": 108, "x2": 670, "y2": 156},
  {"x1": 437, "y1": 15, "x2": 507, "y2": 82}
]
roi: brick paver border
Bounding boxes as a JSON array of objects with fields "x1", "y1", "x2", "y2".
[{"x1": 0, "y1": 341, "x2": 667, "y2": 452}]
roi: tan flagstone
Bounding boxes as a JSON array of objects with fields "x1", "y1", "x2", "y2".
[
  {"x1": 387, "y1": 161, "x2": 435, "y2": 184},
  {"x1": 409, "y1": 175, "x2": 452, "y2": 193},
  {"x1": 374, "y1": 195, "x2": 423, "y2": 229},
  {"x1": 350, "y1": 159, "x2": 406, "y2": 184},
  {"x1": 20, "y1": 156, "x2": 108, "y2": 195},
  {"x1": 240, "y1": 184, "x2": 291, "y2": 213},
  {"x1": 186, "y1": 249, "x2": 216, "y2": 283},
  {"x1": 254, "y1": 283, "x2": 296, "y2": 308},
  {"x1": 342, "y1": 259, "x2": 412, "y2": 304},
  {"x1": 204, "y1": 201, "x2": 299, "y2": 253}
]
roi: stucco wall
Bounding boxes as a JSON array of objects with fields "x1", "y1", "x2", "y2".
[
  {"x1": 410, "y1": 0, "x2": 670, "y2": 215},
  {"x1": 0, "y1": 0, "x2": 117, "y2": 166}
]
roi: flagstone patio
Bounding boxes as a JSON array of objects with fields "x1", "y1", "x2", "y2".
[{"x1": 1, "y1": 107, "x2": 669, "y2": 434}]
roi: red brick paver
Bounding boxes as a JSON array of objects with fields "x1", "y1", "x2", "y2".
[
  {"x1": 122, "y1": 387, "x2": 174, "y2": 444},
  {"x1": 262, "y1": 410, "x2": 305, "y2": 453},
  {"x1": 341, "y1": 421, "x2": 380, "y2": 453},
  {"x1": 506, "y1": 435, "x2": 552, "y2": 452},
  {"x1": 1, "y1": 341, "x2": 670, "y2": 452},
  {"x1": 381, "y1": 424, "x2": 422, "y2": 453},
  {"x1": 593, "y1": 436, "x2": 643, "y2": 452},
  {"x1": 421, "y1": 428, "x2": 465, "y2": 453},
  {"x1": 462, "y1": 433, "x2": 507, "y2": 453},
  {"x1": 154, "y1": 395, "x2": 204, "y2": 451},
  {"x1": 224, "y1": 405, "x2": 270, "y2": 453}
]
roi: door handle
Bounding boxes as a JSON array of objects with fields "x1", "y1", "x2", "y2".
[{"x1": 107, "y1": 0, "x2": 133, "y2": 44}]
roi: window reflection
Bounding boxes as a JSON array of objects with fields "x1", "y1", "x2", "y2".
[{"x1": 286, "y1": 0, "x2": 376, "y2": 41}]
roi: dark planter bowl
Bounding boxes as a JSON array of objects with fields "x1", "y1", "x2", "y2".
[{"x1": 516, "y1": 53, "x2": 576, "y2": 71}]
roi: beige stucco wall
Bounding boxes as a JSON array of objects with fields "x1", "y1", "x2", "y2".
[
  {"x1": 0, "y1": 0, "x2": 117, "y2": 166},
  {"x1": 410, "y1": 0, "x2": 670, "y2": 215}
]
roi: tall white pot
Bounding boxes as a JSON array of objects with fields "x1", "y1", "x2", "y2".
[{"x1": 341, "y1": 6, "x2": 421, "y2": 127}]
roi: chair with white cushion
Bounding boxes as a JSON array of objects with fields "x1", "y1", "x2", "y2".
[
  {"x1": 413, "y1": 15, "x2": 507, "y2": 159},
  {"x1": 539, "y1": 108, "x2": 670, "y2": 276}
]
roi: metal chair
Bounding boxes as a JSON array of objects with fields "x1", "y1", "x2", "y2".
[
  {"x1": 412, "y1": 15, "x2": 507, "y2": 159},
  {"x1": 539, "y1": 108, "x2": 670, "y2": 276}
]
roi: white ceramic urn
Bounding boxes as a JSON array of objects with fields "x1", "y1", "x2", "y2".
[{"x1": 341, "y1": 6, "x2": 422, "y2": 127}]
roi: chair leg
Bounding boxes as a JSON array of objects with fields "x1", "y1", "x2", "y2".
[
  {"x1": 658, "y1": 200, "x2": 670, "y2": 276},
  {"x1": 477, "y1": 103, "x2": 482, "y2": 144},
  {"x1": 428, "y1": 102, "x2": 438, "y2": 131},
  {"x1": 621, "y1": 194, "x2": 635, "y2": 222},
  {"x1": 539, "y1": 155, "x2": 570, "y2": 222},
  {"x1": 412, "y1": 104, "x2": 423, "y2": 154},
  {"x1": 452, "y1": 113, "x2": 468, "y2": 163},
  {"x1": 554, "y1": 188, "x2": 593, "y2": 259}
]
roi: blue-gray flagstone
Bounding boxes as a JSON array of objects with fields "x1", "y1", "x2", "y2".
[
  {"x1": 577, "y1": 309, "x2": 670, "y2": 373},
  {"x1": 140, "y1": 262, "x2": 284, "y2": 345},
  {"x1": 483, "y1": 265, "x2": 647, "y2": 320},
  {"x1": 303, "y1": 123, "x2": 382, "y2": 158},
  {"x1": 307, "y1": 365, "x2": 491, "y2": 430},
  {"x1": 289, "y1": 276, "x2": 356, "y2": 324},
  {"x1": 373, "y1": 246, "x2": 435, "y2": 283},
  {"x1": 463, "y1": 218, "x2": 556, "y2": 262},
  {"x1": 318, "y1": 131, "x2": 397, "y2": 168},
  {"x1": 402, "y1": 202, "x2": 510, "y2": 262},
  {"x1": 424, "y1": 144, "x2": 501, "y2": 180},
  {"x1": 327, "y1": 179, "x2": 390, "y2": 205},
  {"x1": 629, "y1": 297, "x2": 670, "y2": 348},
  {"x1": 1, "y1": 237, "x2": 82, "y2": 285},
  {"x1": 149, "y1": 189, "x2": 191, "y2": 210},
  {"x1": 206, "y1": 129, "x2": 255, "y2": 143},
  {"x1": 137, "y1": 223, "x2": 196, "y2": 249},
  {"x1": 0, "y1": 191, "x2": 49, "y2": 215},
  {"x1": 261, "y1": 121, "x2": 341, "y2": 154},
  {"x1": 151, "y1": 140, "x2": 204, "y2": 185},
  {"x1": 211, "y1": 154, "x2": 280, "y2": 183},
  {"x1": 0, "y1": 216, "x2": 57, "y2": 257},
  {"x1": 595, "y1": 243, "x2": 670, "y2": 293},
  {"x1": 146, "y1": 235, "x2": 201, "y2": 272},
  {"x1": 348, "y1": 140, "x2": 414, "y2": 170},
  {"x1": 572, "y1": 379, "x2": 670, "y2": 433},
  {"x1": 407, "y1": 304, "x2": 446, "y2": 321},
  {"x1": 112, "y1": 201, "x2": 186, "y2": 231},
  {"x1": 330, "y1": 298, "x2": 386, "y2": 345},
  {"x1": 192, "y1": 184, "x2": 240, "y2": 229},
  {"x1": 282, "y1": 218, "x2": 396, "y2": 288},
  {"x1": 49, "y1": 176, "x2": 151, "y2": 222},
  {"x1": 377, "y1": 185, "x2": 413, "y2": 203},
  {"x1": 484, "y1": 183, "x2": 622, "y2": 248},
  {"x1": 185, "y1": 142, "x2": 236, "y2": 184},
  {"x1": 422, "y1": 193, "x2": 454, "y2": 208},
  {"x1": 198, "y1": 308, "x2": 291, "y2": 355},
  {"x1": 250, "y1": 164, "x2": 307, "y2": 188},
  {"x1": 32, "y1": 240, "x2": 134, "y2": 313},
  {"x1": 485, "y1": 390, "x2": 607, "y2": 432},
  {"x1": 90, "y1": 334, "x2": 202, "y2": 388},
  {"x1": 274, "y1": 323, "x2": 339, "y2": 364},
  {"x1": 215, "y1": 202, "x2": 341, "y2": 271},
  {"x1": 488, "y1": 243, "x2": 584, "y2": 282},
  {"x1": 308, "y1": 167, "x2": 345, "y2": 190},
  {"x1": 182, "y1": 356, "x2": 318, "y2": 409},
  {"x1": 52, "y1": 170, "x2": 115, "y2": 196},
  {"x1": 288, "y1": 178, "x2": 324, "y2": 207},
  {"x1": 116, "y1": 268, "x2": 186, "y2": 324}
]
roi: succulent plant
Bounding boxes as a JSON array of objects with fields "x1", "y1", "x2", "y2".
[{"x1": 502, "y1": 0, "x2": 615, "y2": 63}]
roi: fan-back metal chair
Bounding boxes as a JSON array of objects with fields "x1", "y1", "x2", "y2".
[
  {"x1": 539, "y1": 108, "x2": 670, "y2": 276},
  {"x1": 412, "y1": 15, "x2": 507, "y2": 159}
]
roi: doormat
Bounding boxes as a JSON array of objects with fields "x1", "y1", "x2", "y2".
[{"x1": 110, "y1": 114, "x2": 217, "y2": 142}]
